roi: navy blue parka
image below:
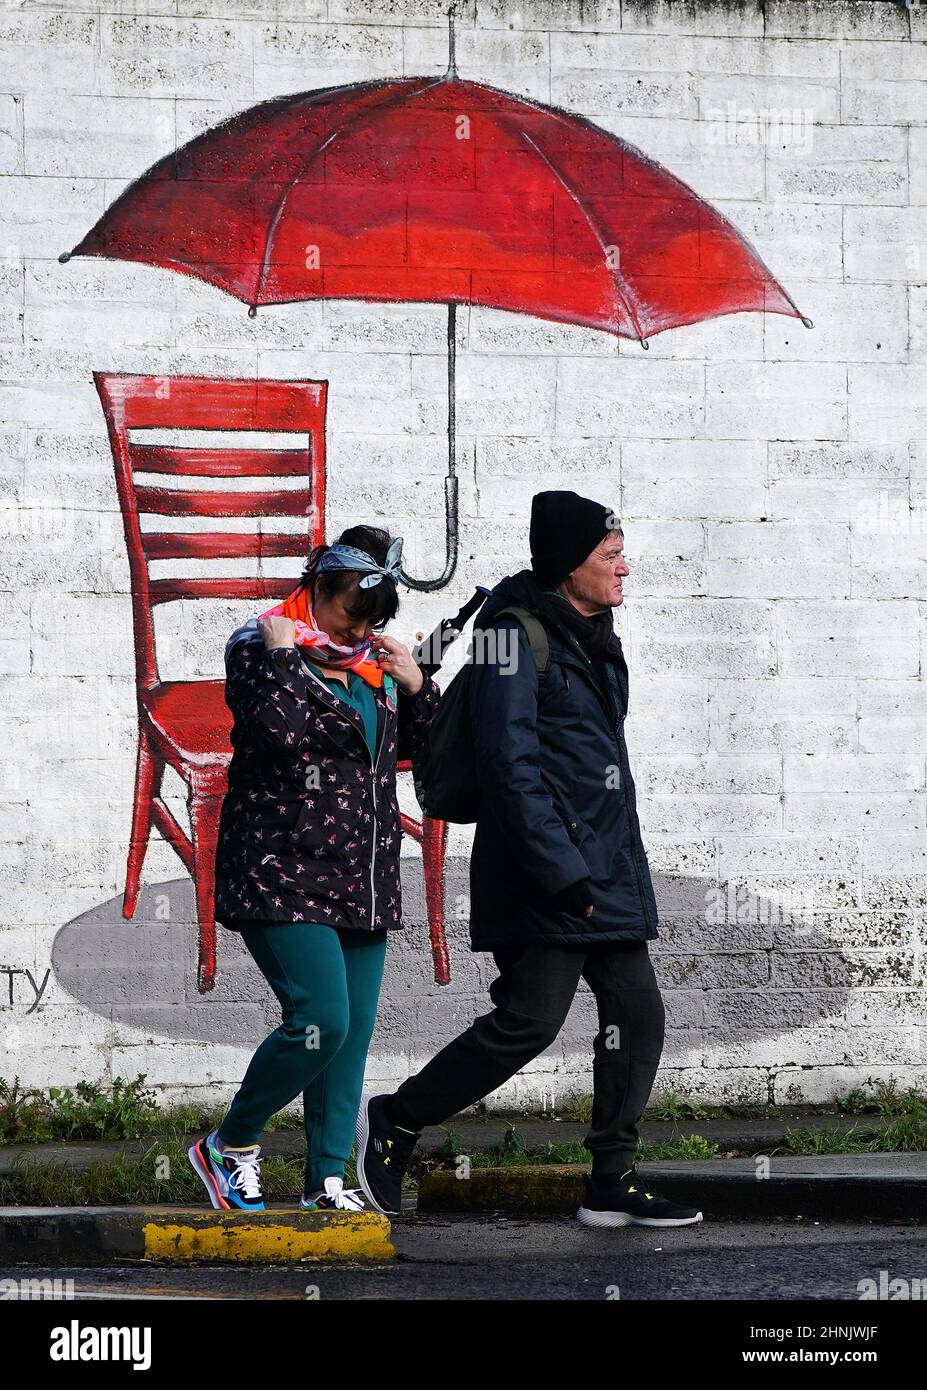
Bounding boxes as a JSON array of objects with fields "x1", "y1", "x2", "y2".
[{"x1": 467, "y1": 569, "x2": 660, "y2": 949}]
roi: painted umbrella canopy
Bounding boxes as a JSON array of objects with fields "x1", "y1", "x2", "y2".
[
  {"x1": 64, "y1": 69, "x2": 810, "y2": 590},
  {"x1": 65, "y1": 74, "x2": 808, "y2": 343}
]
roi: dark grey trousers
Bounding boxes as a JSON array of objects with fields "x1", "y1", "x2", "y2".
[{"x1": 390, "y1": 939, "x2": 665, "y2": 1176}]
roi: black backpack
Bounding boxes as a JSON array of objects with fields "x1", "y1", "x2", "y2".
[{"x1": 412, "y1": 605, "x2": 550, "y2": 824}]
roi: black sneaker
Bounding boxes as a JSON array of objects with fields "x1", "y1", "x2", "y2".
[
  {"x1": 576, "y1": 1165, "x2": 704, "y2": 1228},
  {"x1": 354, "y1": 1093, "x2": 421, "y2": 1216}
]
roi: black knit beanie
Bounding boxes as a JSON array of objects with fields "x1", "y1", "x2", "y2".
[{"x1": 529, "y1": 490, "x2": 618, "y2": 585}]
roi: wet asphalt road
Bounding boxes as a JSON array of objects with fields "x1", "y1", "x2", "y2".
[{"x1": 2, "y1": 1213, "x2": 925, "y2": 1301}]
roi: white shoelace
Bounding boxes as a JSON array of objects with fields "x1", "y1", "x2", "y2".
[
  {"x1": 303, "y1": 1177, "x2": 365, "y2": 1210},
  {"x1": 227, "y1": 1152, "x2": 263, "y2": 1200},
  {"x1": 330, "y1": 1185, "x2": 365, "y2": 1210}
]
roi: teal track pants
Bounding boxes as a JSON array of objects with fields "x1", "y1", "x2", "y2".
[{"x1": 215, "y1": 923, "x2": 388, "y2": 1193}]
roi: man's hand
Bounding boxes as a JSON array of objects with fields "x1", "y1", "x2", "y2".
[
  {"x1": 259, "y1": 616, "x2": 296, "y2": 649},
  {"x1": 556, "y1": 877, "x2": 595, "y2": 918},
  {"x1": 372, "y1": 633, "x2": 424, "y2": 694}
]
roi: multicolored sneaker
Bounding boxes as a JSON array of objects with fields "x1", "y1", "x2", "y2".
[
  {"x1": 576, "y1": 1165, "x2": 703, "y2": 1228},
  {"x1": 299, "y1": 1176, "x2": 366, "y2": 1212},
  {"x1": 187, "y1": 1130, "x2": 265, "y2": 1211}
]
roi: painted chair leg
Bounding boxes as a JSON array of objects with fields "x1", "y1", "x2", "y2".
[
  {"x1": 189, "y1": 789, "x2": 222, "y2": 994},
  {"x1": 123, "y1": 726, "x2": 159, "y2": 920},
  {"x1": 422, "y1": 816, "x2": 451, "y2": 985}
]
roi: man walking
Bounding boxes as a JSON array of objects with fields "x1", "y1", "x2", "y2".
[{"x1": 355, "y1": 490, "x2": 702, "y2": 1228}]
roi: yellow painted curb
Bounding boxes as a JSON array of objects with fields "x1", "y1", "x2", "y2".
[{"x1": 141, "y1": 1208, "x2": 394, "y2": 1263}]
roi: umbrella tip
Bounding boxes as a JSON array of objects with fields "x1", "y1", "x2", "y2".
[
  {"x1": 248, "y1": 305, "x2": 257, "y2": 319},
  {"x1": 639, "y1": 336, "x2": 649, "y2": 351},
  {"x1": 58, "y1": 251, "x2": 71, "y2": 263},
  {"x1": 801, "y1": 315, "x2": 814, "y2": 329}
]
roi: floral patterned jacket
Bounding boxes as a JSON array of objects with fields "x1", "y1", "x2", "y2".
[{"x1": 213, "y1": 631, "x2": 442, "y2": 932}]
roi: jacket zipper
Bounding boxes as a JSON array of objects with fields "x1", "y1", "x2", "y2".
[
  {"x1": 367, "y1": 716, "x2": 381, "y2": 929},
  {"x1": 619, "y1": 713, "x2": 654, "y2": 928},
  {"x1": 298, "y1": 659, "x2": 385, "y2": 930},
  {"x1": 556, "y1": 630, "x2": 622, "y2": 725}
]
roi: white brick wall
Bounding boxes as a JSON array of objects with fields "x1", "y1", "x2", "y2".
[{"x1": 1, "y1": 0, "x2": 926, "y2": 1112}]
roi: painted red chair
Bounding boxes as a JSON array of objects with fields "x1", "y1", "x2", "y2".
[{"x1": 96, "y1": 371, "x2": 449, "y2": 993}]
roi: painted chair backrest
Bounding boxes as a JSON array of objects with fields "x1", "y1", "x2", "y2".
[{"x1": 95, "y1": 372, "x2": 327, "y2": 690}]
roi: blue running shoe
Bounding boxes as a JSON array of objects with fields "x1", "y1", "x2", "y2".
[{"x1": 187, "y1": 1130, "x2": 265, "y2": 1211}]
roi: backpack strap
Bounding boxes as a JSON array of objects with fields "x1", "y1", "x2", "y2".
[{"x1": 493, "y1": 604, "x2": 550, "y2": 686}]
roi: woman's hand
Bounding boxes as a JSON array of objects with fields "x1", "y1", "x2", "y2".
[
  {"x1": 372, "y1": 633, "x2": 424, "y2": 694},
  {"x1": 259, "y1": 616, "x2": 296, "y2": 650}
]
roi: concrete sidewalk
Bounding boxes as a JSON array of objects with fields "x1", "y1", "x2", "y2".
[{"x1": 0, "y1": 1108, "x2": 902, "y2": 1175}]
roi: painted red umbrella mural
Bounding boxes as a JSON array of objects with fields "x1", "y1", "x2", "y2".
[{"x1": 61, "y1": 16, "x2": 810, "y2": 590}]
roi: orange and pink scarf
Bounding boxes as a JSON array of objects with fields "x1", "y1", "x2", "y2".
[{"x1": 259, "y1": 585, "x2": 387, "y2": 689}]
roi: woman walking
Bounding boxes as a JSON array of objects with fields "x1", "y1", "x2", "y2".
[{"x1": 188, "y1": 526, "x2": 441, "y2": 1212}]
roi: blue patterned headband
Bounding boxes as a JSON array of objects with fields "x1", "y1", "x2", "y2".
[{"x1": 313, "y1": 537, "x2": 403, "y2": 589}]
